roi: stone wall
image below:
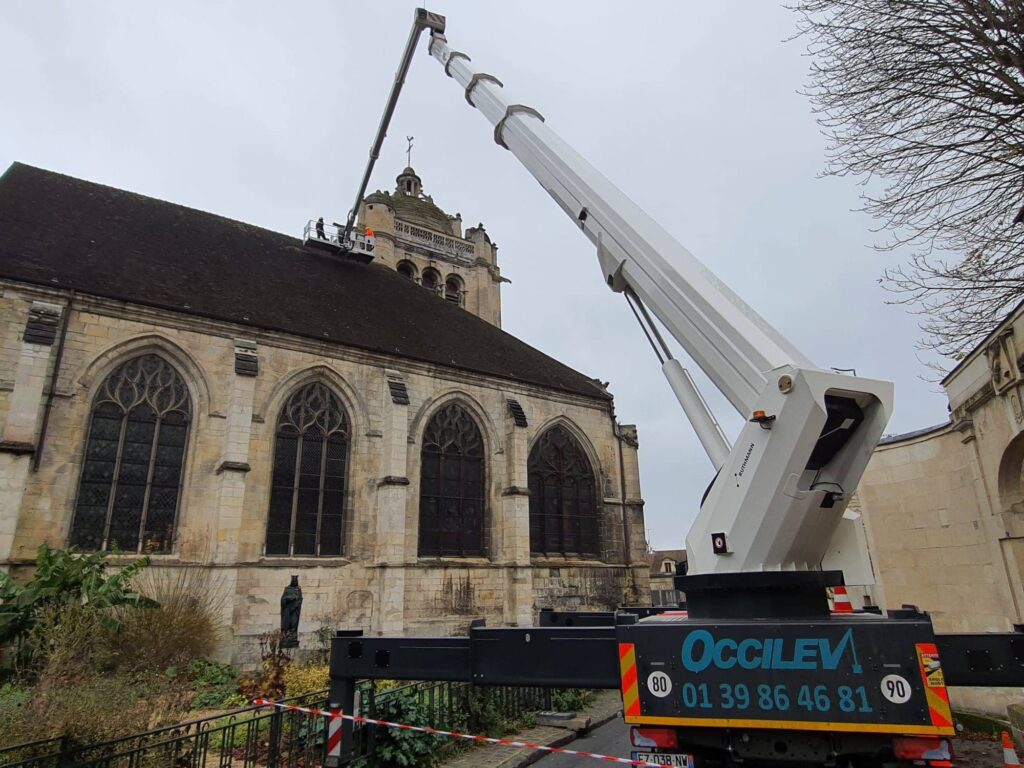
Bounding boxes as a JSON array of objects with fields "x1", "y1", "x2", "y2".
[
  {"x1": 0, "y1": 280, "x2": 649, "y2": 664},
  {"x1": 359, "y1": 196, "x2": 503, "y2": 327},
  {"x1": 856, "y1": 305, "x2": 1024, "y2": 716},
  {"x1": 859, "y1": 426, "x2": 1017, "y2": 632}
]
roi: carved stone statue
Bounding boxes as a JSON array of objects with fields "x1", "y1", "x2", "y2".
[{"x1": 280, "y1": 575, "x2": 303, "y2": 649}]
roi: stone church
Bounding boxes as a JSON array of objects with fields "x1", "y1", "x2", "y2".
[{"x1": 0, "y1": 162, "x2": 649, "y2": 662}]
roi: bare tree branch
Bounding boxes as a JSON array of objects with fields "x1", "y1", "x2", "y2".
[{"x1": 792, "y1": 0, "x2": 1024, "y2": 363}]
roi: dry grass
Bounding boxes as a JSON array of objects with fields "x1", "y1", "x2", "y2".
[
  {"x1": 116, "y1": 565, "x2": 227, "y2": 670},
  {"x1": 0, "y1": 562, "x2": 236, "y2": 750}
]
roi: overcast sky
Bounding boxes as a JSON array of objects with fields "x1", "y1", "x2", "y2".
[{"x1": 1, "y1": 2, "x2": 952, "y2": 551}]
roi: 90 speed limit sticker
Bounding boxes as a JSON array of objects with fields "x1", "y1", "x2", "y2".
[
  {"x1": 880, "y1": 674, "x2": 912, "y2": 704},
  {"x1": 647, "y1": 671, "x2": 673, "y2": 698}
]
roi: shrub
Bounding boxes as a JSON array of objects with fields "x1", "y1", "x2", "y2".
[
  {"x1": 465, "y1": 687, "x2": 506, "y2": 738},
  {"x1": 0, "y1": 544, "x2": 156, "y2": 669},
  {"x1": 550, "y1": 688, "x2": 595, "y2": 713},
  {"x1": 23, "y1": 671, "x2": 180, "y2": 745},
  {"x1": 188, "y1": 659, "x2": 246, "y2": 710},
  {"x1": 21, "y1": 603, "x2": 117, "y2": 685},
  {"x1": 239, "y1": 631, "x2": 291, "y2": 701},
  {"x1": 115, "y1": 565, "x2": 225, "y2": 670},
  {"x1": 356, "y1": 687, "x2": 446, "y2": 768},
  {"x1": 284, "y1": 661, "x2": 329, "y2": 698}
]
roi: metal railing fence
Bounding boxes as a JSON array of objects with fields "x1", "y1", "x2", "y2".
[{"x1": 0, "y1": 682, "x2": 555, "y2": 768}]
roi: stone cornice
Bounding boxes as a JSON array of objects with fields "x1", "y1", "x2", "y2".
[
  {"x1": 216, "y1": 461, "x2": 252, "y2": 474},
  {"x1": 0, "y1": 279, "x2": 609, "y2": 411},
  {"x1": 0, "y1": 440, "x2": 35, "y2": 456}
]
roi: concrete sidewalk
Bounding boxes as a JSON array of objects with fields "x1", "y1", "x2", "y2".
[{"x1": 439, "y1": 690, "x2": 624, "y2": 768}]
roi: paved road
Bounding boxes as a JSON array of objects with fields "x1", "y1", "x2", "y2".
[
  {"x1": 535, "y1": 718, "x2": 633, "y2": 767},
  {"x1": 534, "y1": 721, "x2": 1003, "y2": 768}
]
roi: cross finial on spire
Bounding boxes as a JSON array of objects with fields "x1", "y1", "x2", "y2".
[{"x1": 406, "y1": 136, "x2": 414, "y2": 167}]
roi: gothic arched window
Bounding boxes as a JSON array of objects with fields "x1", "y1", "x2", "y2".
[
  {"x1": 70, "y1": 354, "x2": 191, "y2": 553},
  {"x1": 528, "y1": 426, "x2": 599, "y2": 557},
  {"x1": 419, "y1": 403, "x2": 485, "y2": 557},
  {"x1": 266, "y1": 382, "x2": 350, "y2": 557}
]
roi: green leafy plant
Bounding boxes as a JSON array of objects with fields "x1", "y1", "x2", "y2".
[
  {"x1": 550, "y1": 688, "x2": 595, "y2": 713},
  {"x1": 188, "y1": 659, "x2": 244, "y2": 710},
  {"x1": 355, "y1": 687, "x2": 446, "y2": 768},
  {"x1": 466, "y1": 687, "x2": 505, "y2": 738},
  {"x1": 0, "y1": 544, "x2": 156, "y2": 645},
  {"x1": 283, "y1": 661, "x2": 329, "y2": 699}
]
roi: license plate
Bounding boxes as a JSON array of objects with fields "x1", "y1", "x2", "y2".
[{"x1": 630, "y1": 752, "x2": 694, "y2": 767}]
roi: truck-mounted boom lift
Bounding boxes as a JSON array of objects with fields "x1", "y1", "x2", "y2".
[{"x1": 328, "y1": 10, "x2": 1024, "y2": 767}]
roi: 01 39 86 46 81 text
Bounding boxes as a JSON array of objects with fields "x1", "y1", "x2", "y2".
[{"x1": 678, "y1": 682, "x2": 874, "y2": 714}]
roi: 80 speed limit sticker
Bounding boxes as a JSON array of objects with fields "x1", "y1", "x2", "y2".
[{"x1": 647, "y1": 671, "x2": 673, "y2": 698}]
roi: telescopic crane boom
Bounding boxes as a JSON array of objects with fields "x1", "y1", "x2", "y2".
[
  {"x1": 417, "y1": 21, "x2": 892, "y2": 577},
  {"x1": 327, "y1": 15, "x2": 1024, "y2": 766}
]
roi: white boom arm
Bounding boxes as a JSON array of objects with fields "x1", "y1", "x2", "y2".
[{"x1": 424, "y1": 23, "x2": 893, "y2": 576}]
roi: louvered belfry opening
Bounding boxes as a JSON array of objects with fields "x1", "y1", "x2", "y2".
[
  {"x1": 265, "y1": 382, "x2": 350, "y2": 557},
  {"x1": 71, "y1": 354, "x2": 191, "y2": 554},
  {"x1": 419, "y1": 403, "x2": 486, "y2": 557},
  {"x1": 528, "y1": 425, "x2": 599, "y2": 558}
]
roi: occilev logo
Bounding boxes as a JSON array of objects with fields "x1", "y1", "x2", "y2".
[{"x1": 681, "y1": 629, "x2": 863, "y2": 674}]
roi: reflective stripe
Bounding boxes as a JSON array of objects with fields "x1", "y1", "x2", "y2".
[
  {"x1": 327, "y1": 707, "x2": 342, "y2": 757},
  {"x1": 619, "y1": 643, "x2": 641, "y2": 717},
  {"x1": 915, "y1": 643, "x2": 954, "y2": 733}
]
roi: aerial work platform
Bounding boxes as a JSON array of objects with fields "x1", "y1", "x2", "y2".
[{"x1": 303, "y1": 219, "x2": 376, "y2": 263}]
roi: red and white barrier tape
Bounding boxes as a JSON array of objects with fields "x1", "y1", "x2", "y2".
[{"x1": 253, "y1": 698, "x2": 652, "y2": 766}]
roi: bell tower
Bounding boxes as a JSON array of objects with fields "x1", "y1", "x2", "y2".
[{"x1": 358, "y1": 167, "x2": 506, "y2": 327}]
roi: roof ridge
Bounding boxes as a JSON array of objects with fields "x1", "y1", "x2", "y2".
[{"x1": 4, "y1": 162, "x2": 300, "y2": 245}]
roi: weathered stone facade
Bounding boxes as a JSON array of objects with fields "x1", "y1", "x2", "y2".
[
  {"x1": 0, "y1": 164, "x2": 649, "y2": 665},
  {"x1": 856, "y1": 301, "x2": 1024, "y2": 715},
  {"x1": 361, "y1": 167, "x2": 504, "y2": 327}
]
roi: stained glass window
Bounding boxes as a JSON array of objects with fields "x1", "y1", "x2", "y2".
[
  {"x1": 419, "y1": 403, "x2": 485, "y2": 557},
  {"x1": 528, "y1": 426, "x2": 599, "y2": 557},
  {"x1": 265, "y1": 382, "x2": 350, "y2": 557},
  {"x1": 70, "y1": 355, "x2": 191, "y2": 553}
]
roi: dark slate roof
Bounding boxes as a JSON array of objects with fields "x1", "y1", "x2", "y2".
[{"x1": 0, "y1": 163, "x2": 609, "y2": 401}]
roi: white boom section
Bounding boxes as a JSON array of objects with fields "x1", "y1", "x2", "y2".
[
  {"x1": 429, "y1": 35, "x2": 810, "y2": 416},
  {"x1": 427, "y1": 30, "x2": 893, "y2": 575}
]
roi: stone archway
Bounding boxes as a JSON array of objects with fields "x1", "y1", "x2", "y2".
[{"x1": 998, "y1": 432, "x2": 1024, "y2": 513}]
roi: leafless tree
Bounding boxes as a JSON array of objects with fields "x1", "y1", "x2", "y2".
[{"x1": 792, "y1": 0, "x2": 1024, "y2": 361}]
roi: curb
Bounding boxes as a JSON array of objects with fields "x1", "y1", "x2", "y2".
[{"x1": 491, "y1": 707, "x2": 625, "y2": 768}]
